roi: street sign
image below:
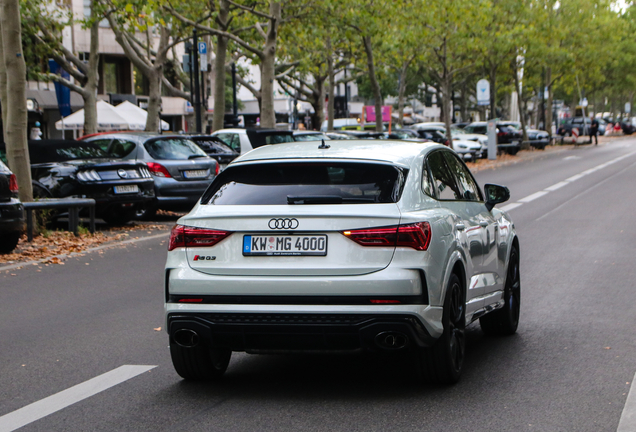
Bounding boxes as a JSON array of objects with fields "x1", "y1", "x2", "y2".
[
  {"x1": 198, "y1": 42, "x2": 208, "y2": 72},
  {"x1": 477, "y1": 79, "x2": 490, "y2": 106},
  {"x1": 580, "y1": 98, "x2": 588, "y2": 107},
  {"x1": 544, "y1": 87, "x2": 549, "y2": 99},
  {"x1": 626, "y1": 102, "x2": 631, "y2": 113}
]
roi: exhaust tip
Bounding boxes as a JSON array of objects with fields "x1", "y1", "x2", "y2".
[
  {"x1": 173, "y1": 329, "x2": 199, "y2": 348},
  {"x1": 375, "y1": 331, "x2": 409, "y2": 350}
]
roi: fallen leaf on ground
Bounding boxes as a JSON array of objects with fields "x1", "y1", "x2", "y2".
[{"x1": 154, "y1": 327, "x2": 162, "y2": 331}]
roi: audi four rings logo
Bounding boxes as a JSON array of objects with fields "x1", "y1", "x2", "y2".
[{"x1": 269, "y1": 218, "x2": 299, "y2": 229}]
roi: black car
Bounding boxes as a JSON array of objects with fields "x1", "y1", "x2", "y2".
[
  {"x1": 557, "y1": 117, "x2": 591, "y2": 137},
  {"x1": 0, "y1": 160, "x2": 24, "y2": 253},
  {"x1": 183, "y1": 135, "x2": 239, "y2": 170},
  {"x1": 463, "y1": 122, "x2": 521, "y2": 155},
  {"x1": 0, "y1": 140, "x2": 155, "y2": 225}
]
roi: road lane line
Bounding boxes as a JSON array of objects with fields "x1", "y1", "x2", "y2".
[
  {"x1": 499, "y1": 203, "x2": 523, "y2": 212},
  {"x1": 518, "y1": 191, "x2": 549, "y2": 203},
  {"x1": 0, "y1": 365, "x2": 156, "y2": 432},
  {"x1": 499, "y1": 150, "x2": 636, "y2": 212},
  {"x1": 545, "y1": 181, "x2": 569, "y2": 191},
  {"x1": 618, "y1": 372, "x2": 636, "y2": 431}
]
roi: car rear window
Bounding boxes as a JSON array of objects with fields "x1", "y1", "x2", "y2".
[
  {"x1": 201, "y1": 162, "x2": 408, "y2": 205},
  {"x1": 144, "y1": 138, "x2": 208, "y2": 160}
]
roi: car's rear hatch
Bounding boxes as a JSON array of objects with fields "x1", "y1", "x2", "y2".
[{"x1": 179, "y1": 160, "x2": 408, "y2": 277}]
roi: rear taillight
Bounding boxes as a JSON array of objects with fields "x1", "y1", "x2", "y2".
[
  {"x1": 147, "y1": 162, "x2": 172, "y2": 178},
  {"x1": 342, "y1": 222, "x2": 431, "y2": 251},
  {"x1": 168, "y1": 224, "x2": 232, "y2": 251},
  {"x1": 214, "y1": 162, "x2": 220, "y2": 176},
  {"x1": 9, "y1": 174, "x2": 18, "y2": 193},
  {"x1": 497, "y1": 131, "x2": 506, "y2": 137}
]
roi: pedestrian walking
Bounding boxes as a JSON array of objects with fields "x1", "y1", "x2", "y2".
[{"x1": 590, "y1": 115, "x2": 599, "y2": 145}]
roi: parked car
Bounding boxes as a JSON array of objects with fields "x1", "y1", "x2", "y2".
[
  {"x1": 182, "y1": 135, "x2": 239, "y2": 171},
  {"x1": 83, "y1": 133, "x2": 218, "y2": 219},
  {"x1": 597, "y1": 119, "x2": 607, "y2": 136},
  {"x1": 383, "y1": 129, "x2": 427, "y2": 142},
  {"x1": 411, "y1": 125, "x2": 482, "y2": 160},
  {"x1": 332, "y1": 130, "x2": 385, "y2": 139},
  {"x1": 164, "y1": 140, "x2": 519, "y2": 384},
  {"x1": 0, "y1": 140, "x2": 155, "y2": 225},
  {"x1": 507, "y1": 122, "x2": 550, "y2": 150},
  {"x1": 620, "y1": 117, "x2": 636, "y2": 135},
  {"x1": 211, "y1": 128, "x2": 294, "y2": 155},
  {"x1": 293, "y1": 131, "x2": 332, "y2": 142},
  {"x1": 325, "y1": 132, "x2": 357, "y2": 140},
  {"x1": 557, "y1": 117, "x2": 591, "y2": 137},
  {"x1": 0, "y1": 160, "x2": 24, "y2": 253},
  {"x1": 463, "y1": 122, "x2": 521, "y2": 155},
  {"x1": 320, "y1": 118, "x2": 360, "y2": 131}
]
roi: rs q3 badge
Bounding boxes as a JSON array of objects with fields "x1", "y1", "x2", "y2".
[{"x1": 193, "y1": 255, "x2": 216, "y2": 261}]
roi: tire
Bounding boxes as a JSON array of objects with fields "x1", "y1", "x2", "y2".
[
  {"x1": 417, "y1": 273, "x2": 466, "y2": 385},
  {"x1": 101, "y1": 210, "x2": 135, "y2": 226},
  {"x1": 0, "y1": 231, "x2": 20, "y2": 254},
  {"x1": 507, "y1": 147, "x2": 519, "y2": 156},
  {"x1": 170, "y1": 338, "x2": 231, "y2": 381},
  {"x1": 134, "y1": 205, "x2": 157, "y2": 221},
  {"x1": 480, "y1": 245, "x2": 520, "y2": 336}
]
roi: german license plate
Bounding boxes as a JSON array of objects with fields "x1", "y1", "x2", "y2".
[
  {"x1": 113, "y1": 185, "x2": 139, "y2": 194},
  {"x1": 184, "y1": 169, "x2": 208, "y2": 179},
  {"x1": 243, "y1": 235, "x2": 327, "y2": 256}
]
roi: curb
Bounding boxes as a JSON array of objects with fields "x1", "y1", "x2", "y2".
[{"x1": 0, "y1": 231, "x2": 170, "y2": 272}]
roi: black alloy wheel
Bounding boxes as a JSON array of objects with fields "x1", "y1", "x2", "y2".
[
  {"x1": 480, "y1": 245, "x2": 520, "y2": 336},
  {"x1": 0, "y1": 231, "x2": 20, "y2": 254},
  {"x1": 418, "y1": 273, "x2": 466, "y2": 385}
]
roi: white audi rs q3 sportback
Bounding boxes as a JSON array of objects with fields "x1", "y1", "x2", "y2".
[{"x1": 164, "y1": 140, "x2": 520, "y2": 384}]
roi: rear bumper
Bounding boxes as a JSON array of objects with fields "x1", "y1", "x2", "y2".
[
  {"x1": 153, "y1": 177, "x2": 212, "y2": 210},
  {"x1": 0, "y1": 199, "x2": 24, "y2": 233},
  {"x1": 166, "y1": 308, "x2": 441, "y2": 353}
]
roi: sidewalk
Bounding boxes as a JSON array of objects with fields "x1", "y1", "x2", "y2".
[{"x1": 467, "y1": 133, "x2": 632, "y2": 172}]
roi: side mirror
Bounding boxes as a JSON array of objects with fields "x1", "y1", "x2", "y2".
[{"x1": 484, "y1": 184, "x2": 510, "y2": 211}]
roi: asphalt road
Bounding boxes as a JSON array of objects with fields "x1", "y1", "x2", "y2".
[{"x1": 1, "y1": 138, "x2": 636, "y2": 431}]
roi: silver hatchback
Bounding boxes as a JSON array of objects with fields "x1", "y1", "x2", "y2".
[{"x1": 83, "y1": 133, "x2": 218, "y2": 218}]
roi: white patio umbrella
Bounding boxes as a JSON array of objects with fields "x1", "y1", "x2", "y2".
[
  {"x1": 55, "y1": 100, "x2": 130, "y2": 131},
  {"x1": 114, "y1": 101, "x2": 169, "y2": 131}
]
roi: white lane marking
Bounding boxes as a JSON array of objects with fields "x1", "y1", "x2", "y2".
[
  {"x1": 618, "y1": 372, "x2": 636, "y2": 431},
  {"x1": 545, "y1": 181, "x2": 569, "y2": 191},
  {"x1": 518, "y1": 191, "x2": 549, "y2": 203},
  {"x1": 566, "y1": 173, "x2": 585, "y2": 182},
  {"x1": 0, "y1": 365, "x2": 156, "y2": 432},
  {"x1": 499, "y1": 203, "x2": 523, "y2": 212},
  {"x1": 499, "y1": 150, "x2": 636, "y2": 212}
]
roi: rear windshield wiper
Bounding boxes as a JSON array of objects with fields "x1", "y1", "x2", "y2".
[
  {"x1": 188, "y1": 155, "x2": 208, "y2": 159},
  {"x1": 287, "y1": 195, "x2": 376, "y2": 204}
]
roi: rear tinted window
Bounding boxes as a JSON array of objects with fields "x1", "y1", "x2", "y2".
[
  {"x1": 202, "y1": 162, "x2": 408, "y2": 205},
  {"x1": 144, "y1": 138, "x2": 207, "y2": 160}
]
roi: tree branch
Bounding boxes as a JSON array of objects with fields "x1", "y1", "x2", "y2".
[{"x1": 226, "y1": 0, "x2": 275, "y2": 20}]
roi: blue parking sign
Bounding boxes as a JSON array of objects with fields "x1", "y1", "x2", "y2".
[{"x1": 198, "y1": 42, "x2": 207, "y2": 55}]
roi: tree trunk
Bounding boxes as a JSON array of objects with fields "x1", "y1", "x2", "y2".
[
  {"x1": 326, "y1": 38, "x2": 334, "y2": 131},
  {"x1": 1, "y1": 0, "x2": 32, "y2": 202},
  {"x1": 441, "y1": 76, "x2": 452, "y2": 146},
  {"x1": 146, "y1": 71, "x2": 162, "y2": 132},
  {"x1": 0, "y1": 17, "x2": 7, "y2": 143},
  {"x1": 545, "y1": 67, "x2": 553, "y2": 138},
  {"x1": 212, "y1": 0, "x2": 230, "y2": 131},
  {"x1": 313, "y1": 75, "x2": 326, "y2": 130},
  {"x1": 489, "y1": 65, "x2": 497, "y2": 120},
  {"x1": 258, "y1": 1, "x2": 281, "y2": 128},
  {"x1": 513, "y1": 61, "x2": 529, "y2": 149},
  {"x1": 213, "y1": 35, "x2": 228, "y2": 131},
  {"x1": 83, "y1": 13, "x2": 99, "y2": 135},
  {"x1": 397, "y1": 59, "x2": 411, "y2": 128},
  {"x1": 362, "y1": 36, "x2": 383, "y2": 132}
]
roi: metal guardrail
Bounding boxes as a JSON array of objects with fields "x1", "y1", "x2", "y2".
[{"x1": 23, "y1": 198, "x2": 96, "y2": 241}]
